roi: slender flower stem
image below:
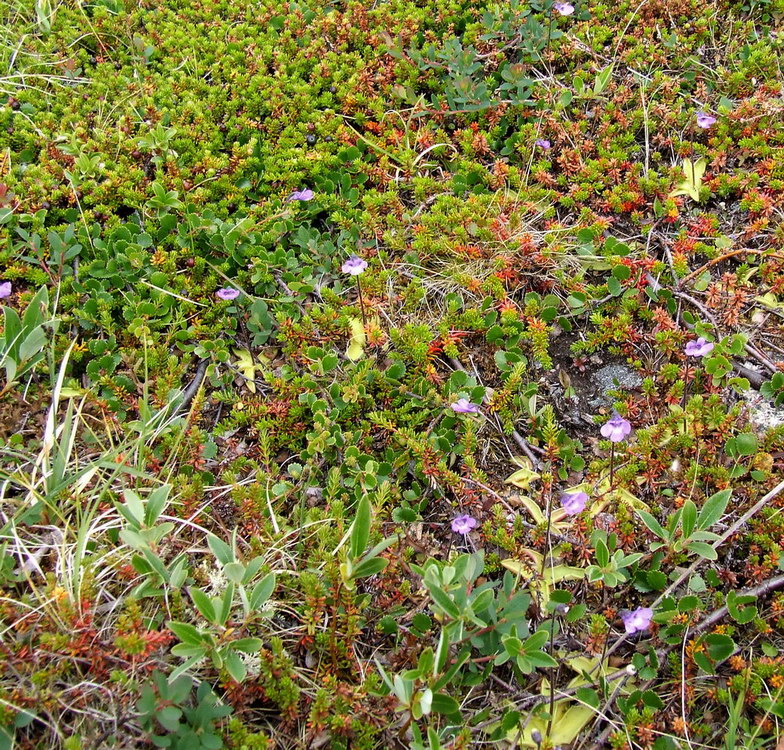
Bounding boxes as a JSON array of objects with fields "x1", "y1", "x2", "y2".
[
  {"x1": 546, "y1": 611, "x2": 559, "y2": 741},
  {"x1": 541, "y1": 478, "x2": 553, "y2": 576},
  {"x1": 544, "y1": 1, "x2": 554, "y2": 65},
  {"x1": 609, "y1": 443, "x2": 615, "y2": 489},
  {"x1": 542, "y1": 467, "x2": 556, "y2": 740},
  {"x1": 356, "y1": 275, "x2": 368, "y2": 327}
]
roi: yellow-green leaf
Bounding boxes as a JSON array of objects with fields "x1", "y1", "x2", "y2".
[
  {"x1": 550, "y1": 704, "x2": 595, "y2": 744},
  {"x1": 564, "y1": 655, "x2": 615, "y2": 685},
  {"x1": 517, "y1": 495, "x2": 545, "y2": 525},
  {"x1": 505, "y1": 464, "x2": 541, "y2": 491},
  {"x1": 609, "y1": 486, "x2": 649, "y2": 512},
  {"x1": 756, "y1": 293, "x2": 784, "y2": 310},
  {"x1": 345, "y1": 318, "x2": 366, "y2": 361},
  {"x1": 502, "y1": 554, "x2": 585, "y2": 608},
  {"x1": 547, "y1": 564, "x2": 586, "y2": 583},
  {"x1": 669, "y1": 157, "x2": 707, "y2": 202},
  {"x1": 501, "y1": 548, "x2": 543, "y2": 574},
  {"x1": 510, "y1": 699, "x2": 593, "y2": 748},
  {"x1": 233, "y1": 348, "x2": 259, "y2": 393}
]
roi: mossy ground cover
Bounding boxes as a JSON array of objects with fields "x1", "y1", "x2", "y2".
[{"x1": 1, "y1": 0, "x2": 784, "y2": 747}]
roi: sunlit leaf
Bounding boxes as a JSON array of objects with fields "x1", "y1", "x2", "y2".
[
  {"x1": 233, "y1": 348, "x2": 260, "y2": 393},
  {"x1": 345, "y1": 317, "x2": 366, "y2": 361},
  {"x1": 505, "y1": 464, "x2": 541, "y2": 490},
  {"x1": 516, "y1": 495, "x2": 545, "y2": 525},
  {"x1": 669, "y1": 157, "x2": 707, "y2": 202}
]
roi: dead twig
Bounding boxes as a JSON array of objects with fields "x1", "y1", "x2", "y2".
[{"x1": 679, "y1": 248, "x2": 784, "y2": 287}]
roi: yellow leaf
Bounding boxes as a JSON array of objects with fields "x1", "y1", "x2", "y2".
[
  {"x1": 503, "y1": 553, "x2": 585, "y2": 607},
  {"x1": 59, "y1": 387, "x2": 83, "y2": 398},
  {"x1": 550, "y1": 704, "x2": 595, "y2": 744},
  {"x1": 517, "y1": 495, "x2": 545, "y2": 525},
  {"x1": 669, "y1": 157, "x2": 707, "y2": 202},
  {"x1": 507, "y1": 656, "x2": 627, "y2": 746},
  {"x1": 756, "y1": 293, "x2": 784, "y2": 310},
  {"x1": 510, "y1": 699, "x2": 593, "y2": 748},
  {"x1": 605, "y1": 486, "x2": 649, "y2": 512},
  {"x1": 345, "y1": 318, "x2": 366, "y2": 361},
  {"x1": 505, "y1": 464, "x2": 541, "y2": 490},
  {"x1": 233, "y1": 348, "x2": 259, "y2": 393},
  {"x1": 547, "y1": 564, "x2": 586, "y2": 583},
  {"x1": 564, "y1": 655, "x2": 615, "y2": 685},
  {"x1": 501, "y1": 548, "x2": 543, "y2": 574}
]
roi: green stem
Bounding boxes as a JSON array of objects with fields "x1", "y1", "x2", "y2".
[{"x1": 544, "y1": 1, "x2": 554, "y2": 63}]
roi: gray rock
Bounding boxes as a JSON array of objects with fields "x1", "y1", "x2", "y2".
[
  {"x1": 743, "y1": 390, "x2": 784, "y2": 431},
  {"x1": 589, "y1": 364, "x2": 643, "y2": 407}
]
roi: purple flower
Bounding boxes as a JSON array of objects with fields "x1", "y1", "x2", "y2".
[
  {"x1": 451, "y1": 398, "x2": 481, "y2": 414},
  {"x1": 561, "y1": 490, "x2": 589, "y2": 516},
  {"x1": 451, "y1": 514, "x2": 478, "y2": 534},
  {"x1": 684, "y1": 336, "x2": 714, "y2": 357},
  {"x1": 600, "y1": 412, "x2": 632, "y2": 443},
  {"x1": 621, "y1": 606, "x2": 653, "y2": 635},
  {"x1": 696, "y1": 112, "x2": 717, "y2": 129},
  {"x1": 287, "y1": 188, "x2": 314, "y2": 202},
  {"x1": 535, "y1": 139, "x2": 551, "y2": 150},
  {"x1": 342, "y1": 255, "x2": 368, "y2": 276},
  {"x1": 216, "y1": 288, "x2": 240, "y2": 301},
  {"x1": 553, "y1": 1, "x2": 575, "y2": 15},
  {"x1": 0, "y1": 282, "x2": 11, "y2": 299}
]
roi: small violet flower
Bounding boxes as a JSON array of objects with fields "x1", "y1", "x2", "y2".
[
  {"x1": 216, "y1": 288, "x2": 240, "y2": 301},
  {"x1": 560, "y1": 490, "x2": 589, "y2": 516},
  {"x1": 0, "y1": 281, "x2": 11, "y2": 299},
  {"x1": 342, "y1": 255, "x2": 368, "y2": 276},
  {"x1": 600, "y1": 412, "x2": 632, "y2": 443},
  {"x1": 451, "y1": 514, "x2": 478, "y2": 535},
  {"x1": 287, "y1": 188, "x2": 314, "y2": 202},
  {"x1": 696, "y1": 112, "x2": 717, "y2": 129},
  {"x1": 451, "y1": 398, "x2": 481, "y2": 414},
  {"x1": 553, "y1": 1, "x2": 575, "y2": 15},
  {"x1": 535, "y1": 138, "x2": 551, "y2": 150},
  {"x1": 621, "y1": 606, "x2": 653, "y2": 635},
  {"x1": 684, "y1": 336, "x2": 714, "y2": 357}
]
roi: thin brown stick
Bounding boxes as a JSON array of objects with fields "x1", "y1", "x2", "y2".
[
  {"x1": 691, "y1": 572, "x2": 784, "y2": 637},
  {"x1": 645, "y1": 273, "x2": 767, "y2": 387},
  {"x1": 679, "y1": 248, "x2": 784, "y2": 286}
]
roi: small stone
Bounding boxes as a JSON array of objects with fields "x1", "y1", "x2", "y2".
[
  {"x1": 588, "y1": 364, "x2": 643, "y2": 407},
  {"x1": 744, "y1": 391, "x2": 784, "y2": 431}
]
